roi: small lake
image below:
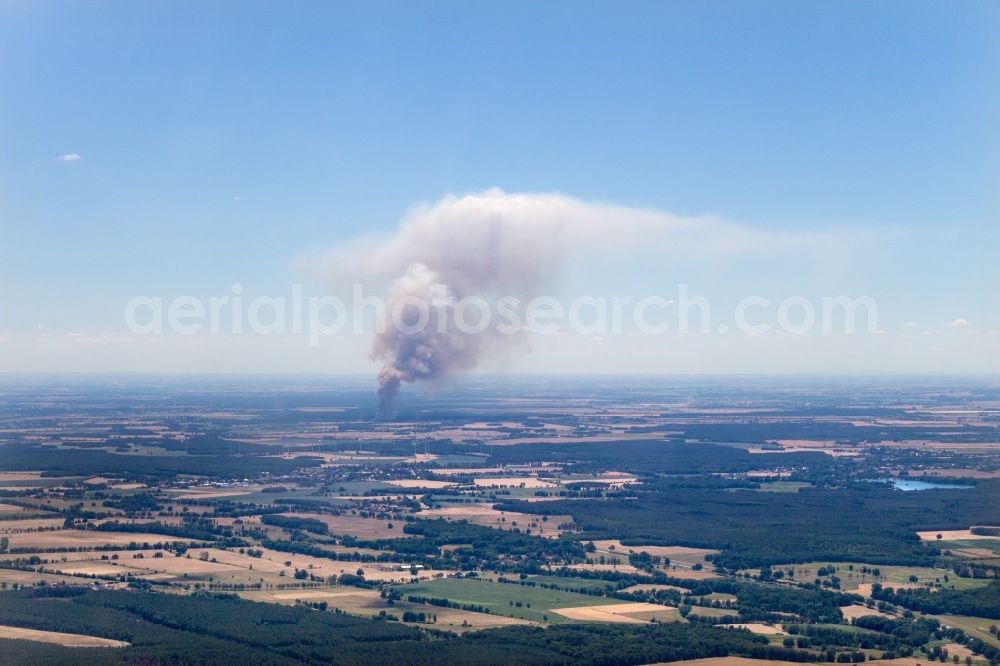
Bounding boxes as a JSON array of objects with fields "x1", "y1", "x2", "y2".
[{"x1": 881, "y1": 479, "x2": 974, "y2": 491}]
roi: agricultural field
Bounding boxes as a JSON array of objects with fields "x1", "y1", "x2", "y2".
[
  {"x1": 277, "y1": 512, "x2": 410, "y2": 539},
  {"x1": 418, "y1": 502, "x2": 572, "y2": 537},
  {"x1": 933, "y1": 615, "x2": 1000, "y2": 650},
  {"x1": 551, "y1": 602, "x2": 679, "y2": 623},
  {"x1": 0, "y1": 625, "x2": 130, "y2": 648},
  {"x1": 587, "y1": 540, "x2": 719, "y2": 569},
  {"x1": 2, "y1": 377, "x2": 1000, "y2": 664},
  {"x1": 772, "y1": 561, "x2": 992, "y2": 593},
  {"x1": 1, "y1": 528, "x2": 197, "y2": 550},
  {"x1": 393, "y1": 577, "x2": 648, "y2": 624}
]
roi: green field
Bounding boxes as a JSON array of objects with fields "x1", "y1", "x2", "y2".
[
  {"x1": 934, "y1": 614, "x2": 1000, "y2": 650},
  {"x1": 393, "y1": 577, "x2": 624, "y2": 623},
  {"x1": 524, "y1": 574, "x2": 612, "y2": 591},
  {"x1": 772, "y1": 561, "x2": 991, "y2": 592},
  {"x1": 693, "y1": 592, "x2": 737, "y2": 603}
]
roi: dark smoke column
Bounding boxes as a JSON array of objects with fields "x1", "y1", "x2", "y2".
[
  {"x1": 370, "y1": 263, "x2": 484, "y2": 419},
  {"x1": 376, "y1": 368, "x2": 403, "y2": 419}
]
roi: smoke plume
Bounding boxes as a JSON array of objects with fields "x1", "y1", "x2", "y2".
[
  {"x1": 371, "y1": 262, "x2": 489, "y2": 417},
  {"x1": 312, "y1": 189, "x2": 808, "y2": 417}
]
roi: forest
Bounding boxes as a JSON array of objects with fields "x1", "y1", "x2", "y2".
[
  {"x1": 499, "y1": 480, "x2": 1000, "y2": 568},
  {"x1": 0, "y1": 587, "x2": 812, "y2": 666}
]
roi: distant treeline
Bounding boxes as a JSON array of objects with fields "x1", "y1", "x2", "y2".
[
  {"x1": 499, "y1": 479, "x2": 1000, "y2": 568},
  {"x1": 0, "y1": 444, "x2": 323, "y2": 479},
  {"x1": 484, "y1": 440, "x2": 832, "y2": 476}
]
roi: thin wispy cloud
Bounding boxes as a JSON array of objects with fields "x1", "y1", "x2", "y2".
[
  {"x1": 56, "y1": 153, "x2": 82, "y2": 162},
  {"x1": 309, "y1": 189, "x2": 832, "y2": 291},
  {"x1": 946, "y1": 318, "x2": 970, "y2": 328}
]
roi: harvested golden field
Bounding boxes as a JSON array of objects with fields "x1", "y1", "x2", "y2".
[
  {"x1": 419, "y1": 503, "x2": 572, "y2": 537},
  {"x1": 919, "y1": 468, "x2": 1000, "y2": 479},
  {"x1": 315, "y1": 544, "x2": 386, "y2": 558},
  {"x1": 413, "y1": 605, "x2": 533, "y2": 630},
  {"x1": 565, "y1": 562, "x2": 641, "y2": 574},
  {"x1": 27, "y1": 547, "x2": 297, "y2": 587},
  {"x1": 0, "y1": 472, "x2": 44, "y2": 482},
  {"x1": 279, "y1": 513, "x2": 409, "y2": 540},
  {"x1": 551, "y1": 602, "x2": 677, "y2": 623},
  {"x1": 4, "y1": 529, "x2": 192, "y2": 550},
  {"x1": 840, "y1": 604, "x2": 893, "y2": 620},
  {"x1": 917, "y1": 528, "x2": 1000, "y2": 541},
  {"x1": 473, "y1": 477, "x2": 557, "y2": 489},
  {"x1": 171, "y1": 486, "x2": 261, "y2": 500},
  {"x1": 191, "y1": 547, "x2": 288, "y2": 572},
  {"x1": 0, "y1": 625, "x2": 130, "y2": 648},
  {"x1": 247, "y1": 547, "x2": 454, "y2": 584},
  {"x1": 0, "y1": 568, "x2": 96, "y2": 587},
  {"x1": 241, "y1": 587, "x2": 383, "y2": 609},
  {"x1": 53, "y1": 561, "x2": 138, "y2": 576},
  {"x1": 84, "y1": 476, "x2": 113, "y2": 485},
  {"x1": 588, "y1": 540, "x2": 718, "y2": 568},
  {"x1": 0, "y1": 518, "x2": 66, "y2": 532},
  {"x1": 856, "y1": 582, "x2": 923, "y2": 597},
  {"x1": 940, "y1": 642, "x2": 975, "y2": 659},
  {"x1": 0, "y1": 503, "x2": 25, "y2": 514}
]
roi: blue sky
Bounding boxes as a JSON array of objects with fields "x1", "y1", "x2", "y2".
[{"x1": 1, "y1": 1, "x2": 997, "y2": 373}]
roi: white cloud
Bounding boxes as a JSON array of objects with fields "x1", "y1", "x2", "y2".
[
  {"x1": 307, "y1": 189, "x2": 828, "y2": 292},
  {"x1": 946, "y1": 318, "x2": 970, "y2": 328},
  {"x1": 57, "y1": 153, "x2": 82, "y2": 162},
  {"x1": 901, "y1": 321, "x2": 918, "y2": 328}
]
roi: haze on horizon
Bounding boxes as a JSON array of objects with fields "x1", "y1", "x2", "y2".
[{"x1": 1, "y1": 1, "x2": 997, "y2": 377}]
